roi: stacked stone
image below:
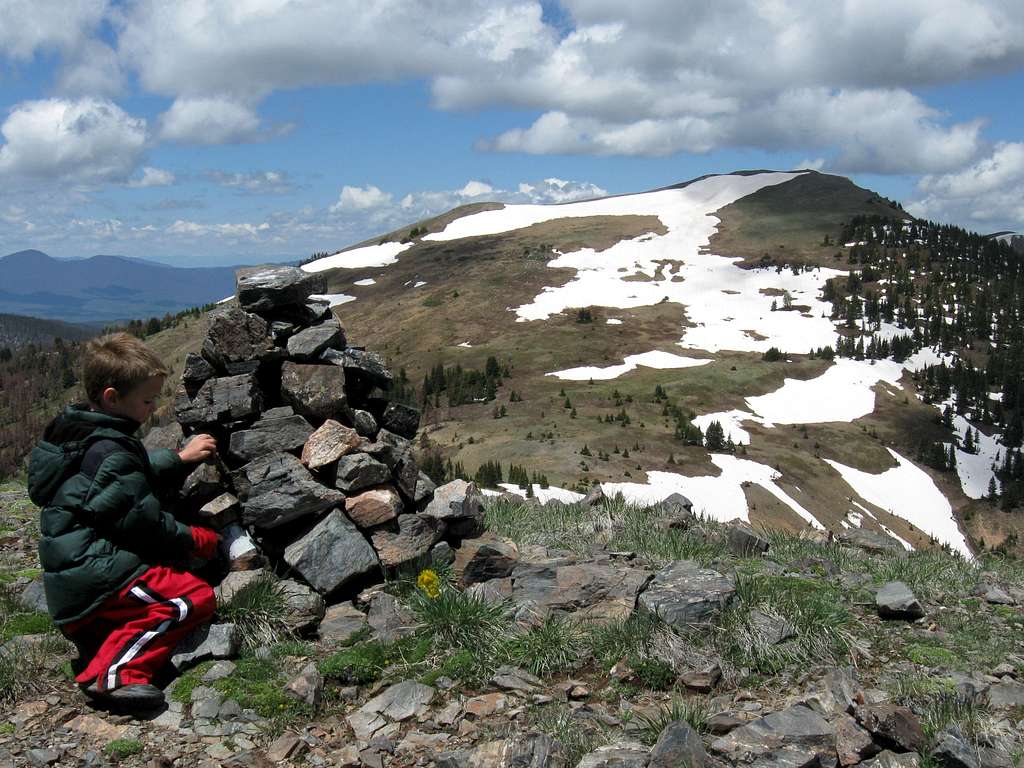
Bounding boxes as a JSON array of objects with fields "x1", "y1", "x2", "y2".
[{"x1": 157, "y1": 265, "x2": 484, "y2": 601}]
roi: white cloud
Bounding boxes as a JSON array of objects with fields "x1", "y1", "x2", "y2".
[
  {"x1": 166, "y1": 219, "x2": 271, "y2": 238},
  {"x1": 0, "y1": 98, "x2": 147, "y2": 182},
  {"x1": 0, "y1": 0, "x2": 108, "y2": 59},
  {"x1": 206, "y1": 170, "x2": 291, "y2": 193},
  {"x1": 908, "y1": 142, "x2": 1024, "y2": 229},
  {"x1": 55, "y1": 39, "x2": 124, "y2": 96},
  {"x1": 331, "y1": 185, "x2": 393, "y2": 213},
  {"x1": 158, "y1": 98, "x2": 262, "y2": 144},
  {"x1": 127, "y1": 166, "x2": 175, "y2": 188}
]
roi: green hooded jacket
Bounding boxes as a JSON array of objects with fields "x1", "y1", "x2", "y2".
[{"x1": 27, "y1": 405, "x2": 195, "y2": 626}]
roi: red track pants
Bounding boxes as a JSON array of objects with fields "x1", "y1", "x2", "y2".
[{"x1": 64, "y1": 565, "x2": 216, "y2": 691}]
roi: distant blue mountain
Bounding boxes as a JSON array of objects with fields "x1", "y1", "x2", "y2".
[{"x1": 0, "y1": 250, "x2": 244, "y2": 323}]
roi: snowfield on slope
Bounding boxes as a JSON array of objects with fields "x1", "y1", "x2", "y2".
[
  {"x1": 547, "y1": 350, "x2": 710, "y2": 381},
  {"x1": 302, "y1": 241, "x2": 412, "y2": 272}
]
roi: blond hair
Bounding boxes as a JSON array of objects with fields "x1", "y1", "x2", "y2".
[{"x1": 83, "y1": 332, "x2": 169, "y2": 406}]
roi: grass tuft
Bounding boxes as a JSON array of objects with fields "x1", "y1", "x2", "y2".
[
  {"x1": 633, "y1": 697, "x2": 712, "y2": 745},
  {"x1": 501, "y1": 616, "x2": 588, "y2": 678},
  {"x1": 217, "y1": 572, "x2": 293, "y2": 651}
]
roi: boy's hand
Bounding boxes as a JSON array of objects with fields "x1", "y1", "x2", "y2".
[
  {"x1": 190, "y1": 527, "x2": 220, "y2": 559},
  {"x1": 179, "y1": 434, "x2": 217, "y2": 464}
]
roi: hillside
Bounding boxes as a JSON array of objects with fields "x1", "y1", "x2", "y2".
[
  {"x1": 0, "y1": 313, "x2": 96, "y2": 349},
  {"x1": 0, "y1": 250, "x2": 241, "y2": 323}
]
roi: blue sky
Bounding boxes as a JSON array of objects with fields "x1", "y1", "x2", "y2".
[{"x1": 1, "y1": 1, "x2": 1023, "y2": 266}]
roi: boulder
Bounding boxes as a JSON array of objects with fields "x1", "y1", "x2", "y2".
[
  {"x1": 986, "y1": 680, "x2": 1024, "y2": 709},
  {"x1": 649, "y1": 720, "x2": 709, "y2": 768},
  {"x1": 287, "y1": 319, "x2": 345, "y2": 361},
  {"x1": 370, "y1": 514, "x2": 444, "y2": 568},
  {"x1": 834, "y1": 712, "x2": 878, "y2": 766},
  {"x1": 860, "y1": 751, "x2": 921, "y2": 767},
  {"x1": 269, "y1": 320, "x2": 295, "y2": 344},
  {"x1": 453, "y1": 534, "x2": 520, "y2": 586},
  {"x1": 182, "y1": 352, "x2": 215, "y2": 388},
  {"x1": 202, "y1": 305, "x2": 280, "y2": 374},
  {"x1": 228, "y1": 413, "x2": 313, "y2": 463},
  {"x1": 284, "y1": 662, "x2": 323, "y2": 708},
  {"x1": 352, "y1": 409, "x2": 379, "y2": 438},
  {"x1": 236, "y1": 265, "x2": 325, "y2": 313},
  {"x1": 345, "y1": 485, "x2": 403, "y2": 528},
  {"x1": 930, "y1": 731, "x2": 978, "y2": 768},
  {"x1": 800, "y1": 667, "x2": 858, "y2": 717},
  {"x1": 171, "y1": 623, "x2": 240, "y2": 670},
  {"x1": 142, "y1": 422, "x2": 184, "y2": 452},
  {"x1": 180, "y1": 461, "x2": 224, "y2": 506},
  {"x1": 214, "y1": 569, "x2": 268, "y2": 605},
  {"x1": 233, "y1": 452, "x2": 345, "y2": 529},
  {"x1": 332, "y1": 453, "x2": 392, "y2": 494},
  {"x1": 301, "y1": 419, "x2": 363, "y2": 470},
  {"x1": 414, "y1": 472, "x2": 436, "y2": 506},
  {"x1": 424, "y1": 479, "x2": 485, "y2": 524},
  {"x1": 175, "y1": 374, "x2": 262, "y2": 428},
  {"x1": 380, "y1": 402, "x2": 420, "y2": 439},
  {"x1": 511, "y1": 556, "x2": 652, "y2": 623},
  {"x1": 364, "y1": 430, "x2": 420, "y2": 501},
  {"x1": 321, "y1": 347, "x2": 393, "y2": 389},
  {"x1": 280, "y1": 361, "x2": 348, "y2": 423},
  {"x1": 577, "y1": 743, "x2": 649, "y2": 768},
  {"x1": 318, "y1": 603, "x2": 369, "y2": 646},
  {"x1": 710, "y1": 705, "x2": 836, "y2": 767},
  {"x1": 840, "y1": 528, "x2": 907, "y2": 556},
  {"x1": 727, "y1": 521, "x2": 769, "y2": 557},
  {"x1": 876, "y1": 582, "x2": 925, "y2": 620},
  {"x1": 360, "y1": 680, "x2": 435, "y2": 722},
  {"x1": 278, "y1": 579, "x2": 326, "y2": 634},
  {"x1": 638, "y1": 559, "x2": 735, "y2": 629},
  {"x1": 855, "y1": 704, "x2": 925, "y2": 753},
  {"x1": 366, "y1": 591, "x2": 417, "y2": 642},
  {"x1": 283, "y1": 509, "x2": 380, "y2": 594},
  {"x1": 197, "y1": 492, "x2": 241, "y2": 529}
]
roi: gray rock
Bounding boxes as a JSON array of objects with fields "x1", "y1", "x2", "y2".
[
  {"x1": 986, "y1": 680, "x2": 1024, "y2": 709},
  {"x1": 197, "y1": 492, "x2": 241, "y2": 529},
  {"x1": 142, "y1": 422, "x2": 184, "y2": 452},
  {"x1": 201, "y1": 660, "x2": 237, "y2": 682},
  {"x1": 174, "y1": 374, "x2": 262, "y2": 428},
  {"x1": 361, "y1": 680, "x2": 435, "y2": 721},
  {"x1": 345, "y1": 485, "x2": 403, "y2": 528},
  {"x1": 727, "y1": 521, "x2": 770, "y2": 557},
  {"x1": 228, "y1": 413, "x2": 313, "y2": 463},
  {"x1": 860, "y1": 751, "x2": 921, "y2": 768},
  {"x1": 490, "y1": 666, "x2": 544, "y2": 693},
  {"x1": 366, "y1": 591, "x2": 416, "y2": 642},
  {"x1": 979, "y1": 583, "x2": 1016, "y2": 605},
  {"x1": 511, "y1": 556, "x2": 651, "y2": 623},
  {"x1": 855, "y1": 704, "x2": 925, "y2": 753},
  {"x1": 876, "y1": 581, "x2": 925, "y2": 620},
  {"x1": 278, "y1": 579, "x2": 326, "y2": 634},
  {"x1": 215, "y1": 569, "x2": 268, "y2": 605},
  {"x1": 202, "y1": 305, "x2": 280, "y2": 374},
  {"x1": 577, "y1": 742, "x2": 649, "y2": 768},
  {"x1": 284, "y1": 662, "x2": 324, "y2": 707},
  {"x1": 364, "y1": 430, "x2": 420, "y2": 501},
  {"x1": 287, "y1": 319, "x2": 345, "y2": 360},
  {"x1": 181, "y1": 461, "x2": 224, "y2": 506},
  {"x1": 370, "y1": 514, "x2": 444, "y2": 568},
  {"x1": 834, "y1": 712, "x2": 877, "y2": 766},
  {"x1": 318, "y1": 603, "x2": 369, "y2": 645},
  {"x1": 840, "y1": 528, "x2": 907, "y2": 556},
  {"x1": 27, "y1": 749, "x2": 60, "y2": 766},
  {"x1": 321, "y1": 346, "x2": 393, "y2": 389},
  {"x1": 453, "y1": 533, "x2": 519, "y2": 586},
  {"x1": 930, "y1": 731, "x2": 978, "y2": 768},
  {"x1": 301, "y1": 419, "x2": 363, "y2": 470},
  {"x1": 649, "y1": 720, "x2": 709, "y2": 768},
  {"x1": 280, "y1": 361, "x2": 348, "y2": 423},
  {"x1": 233, "y1": 452, "x2": 344, "y2": 529},
  {"x1": 801, "y1": 667, "x2": 858, "y2": 717},
  {"x1": 710, "y1": 705, "x2": 836, "y2": 768},
  {"x1": 380, "y1": 402, "x2": 420, "y2": 439},
  {"x1": 431, "y1": 540, "x2": 455, "y2": 566},
  {"x1": 269, "y1": 320, "x2": 295, "y2": 344},
  {"x1": 424, "y1": 479, "x2": 486, "y2": 524},
  {"x1": 662, "y1": 492, "x2": 694, "y2": 513},
  {"x1": 182, "y1": 352, "x2": 215, "y2": 387},
  {"x1": 236, "y1": 265, "x2": 325, "y2": 313},
  {"x1": 748, "y1": 609, "x2": 796, "y2": 645},
  {"x1": 283, "y1": 509, "x2": 380, "y2": 594},
  {"x1": 18, "y1": 579, "x2": 48, "y2": 614},
  {"x1": 460, "y1": 734, "x2": 561, "y2": 768},
  {"x1": 414, "y1": 472, "x2": 437, "y2": 506},
  {"x1": 333, "y1": 453, "x2": 392, "y2": 493},
  {"x1": 638, "y1": 559, "x2": 735, "y2": 629},
  {"x1": 352, "y1": 409, "x2": 378, "y2": 438},
  {"x1": 171, "y1": 623, "x2": 240, "y2": 670}
]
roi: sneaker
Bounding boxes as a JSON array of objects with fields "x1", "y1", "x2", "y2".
[{"x1": 80, "y1": 682, "x2": 165, "y2": 709}]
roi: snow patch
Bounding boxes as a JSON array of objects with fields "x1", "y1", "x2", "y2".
[
  {"x1": 606, "y1": 318, "x2": 623, "y2": 325},
  {"x1": 301, "y1": 241, "x2": 412, "y2": 272},
  {"x1": 308, "y1": 293, "x2": 356, "y2": 307},
  {"x1": 496, "y1": 483, "x2": 585, "y2": 505},
  {"x1": 353, "y1": 278, "x2": 376, "y2": 286},
  {"x1": 547, "y1": 350, "x2": 710, "y2": 381},
  {"x1": 457, "y1": 341, "x2": 473, "y2": 348},
  {"x1": 412, "y1": 281, "x2": 427, "y2": 288}
]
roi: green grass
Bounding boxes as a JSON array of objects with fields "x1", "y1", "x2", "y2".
[
  {"x1": 586, "y1": 612, "x2": 664, "y2": 669},
  {"x1": 208, "y1": 656, "x2": 315, "y2": 720},
  {"x1": 633, "y1": 697, "x2": 712, "y2": 746},
  {"x1": 170, "y1": 660, "x2": 215, "y2": 703},
  {"x1": 217, "y1": 572, "x2": 293, "y2": 651},
  {"x1": 104, "y1": 739, "x2": 144, "y2": 761},
  {"x1": 906, "y1": 642, "x2": 958, "y2": 668},
  {"x1": 529, "y1": 704, "x2": 612, "y2": 767},
  {"x1": 320, "y1": 634, "x2": 431, "y2": 685},
  {"x1": 500, "y1": 616, "x2": 588, "y2": 678},
  {"x1": 865, "y1": 550, "x2": 978, "y2": 600}
]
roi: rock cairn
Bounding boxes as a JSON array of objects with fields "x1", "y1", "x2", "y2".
[{"x1": 148, "y1": 265, "x2": 485, "y2": 603}]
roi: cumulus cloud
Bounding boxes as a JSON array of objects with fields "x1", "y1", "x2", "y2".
[
  {"x1": 167, "y1": 219, "x2": 271, "y2": 238},
  {"x1": 158, "y1": 98, "x2": 263, "y2": 144},
  {"x1": 206, "y1": 170, "x2": 291, "y2": 193},
  {"x1": 127, "y1": 166, "x2": 175, "y2": 188},
  {"x1": 908, "y1": 142, "x2": 1024, "y2": 229},
  {"x1": 0, "y1": 0, "x2": 108, "y2": 59},
  {"x1": 331, "y1": 185, "x2": 393, "y2": 213},
  {"x1": 0, "y1": 98, "x2": 147, "y2": 182}
]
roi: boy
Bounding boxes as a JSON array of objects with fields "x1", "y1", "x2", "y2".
[{"x1": 28, "y1": 332, "x2": 221, "y2": 710}]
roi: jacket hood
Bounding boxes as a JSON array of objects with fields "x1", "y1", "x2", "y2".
[{"x1": 28, "y1": 405, "x2": 139, "y2": 506}]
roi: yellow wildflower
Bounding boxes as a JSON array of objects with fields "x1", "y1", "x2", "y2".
[{"x1": 417, "y1": 569, "x2": 441, "y2": 599}]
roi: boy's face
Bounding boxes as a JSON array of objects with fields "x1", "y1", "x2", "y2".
[{"x1": 100, "y1": 375, "x2": 165, "y2": 424}]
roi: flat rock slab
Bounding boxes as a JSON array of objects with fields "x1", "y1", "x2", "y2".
[
  {"x1": 511, "y1": 556, "x2": 652, "y2": 623},
  {"x1": 860, "y1": 751, "x2": 921, "y2": 767},
  {"x1": 457, "y1": 734, "x2": 559, "y2": 768},
  {"x1": 318, "y1": 603, "x2": 369, "y2": 645},
  {"x1": 333, "y1": 453, "x2": 392, "y2": 494},
  {"x1": 281, "y1": 361, "x2": 348, "y2": 423},
  {"x1": 454, "y1": 533, "x2": 520, "y2": 586},
  {"x1": 302, "y1": 419, "x2": 363, "y2": 469},
  {"x1": 233, "y1": 452, "x2": 344, "y2": 529},
  {"x1": 710, "y1": 705, "x2": 836, "y2": 768},
  {"x1": 361, "y1": 680, "x2": 435, "y2": 721},
  {"x1": 175, "y1": 374, "x2": 262, "y2": 428},
  {"x1": 236, "y1": 265, "x2": 325, "y2": 313},
  {"x1": 283, "y1": 509, "x2": 380, "y2": 594},
  {"x1": 876, "y1": 581, "x2": 925, "y2": 620},
  {"x1": 840, "y1": 528, "x2": 907, "y2": 556},
  {"x1": 986, "y1": 680, "x2": 1024, "y2": 709},
  {"x1": 637, "y1": 559, "x2": 735, "y2": 628},
  {"x1": 287, "y1": 319, "x2": 345, "y2": 360},
  {"x1": 370, "y1": 514, "x2": 444, "y2": 568},
  {"x1": 229, "y1": 413, "x2": 313, "y2": 463},
  {"x1": 322, "y1": 347, "x2": 393, "y2": 388},
  {"x1": 855, "y1": 704, "x2": 925, "y2": 753},
  {"x1": 577, "y1": 742, "x2": 650, "y2": 768},
  {"x1": 171, "y1": 623, "x2": 239, "y2": 670}
]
